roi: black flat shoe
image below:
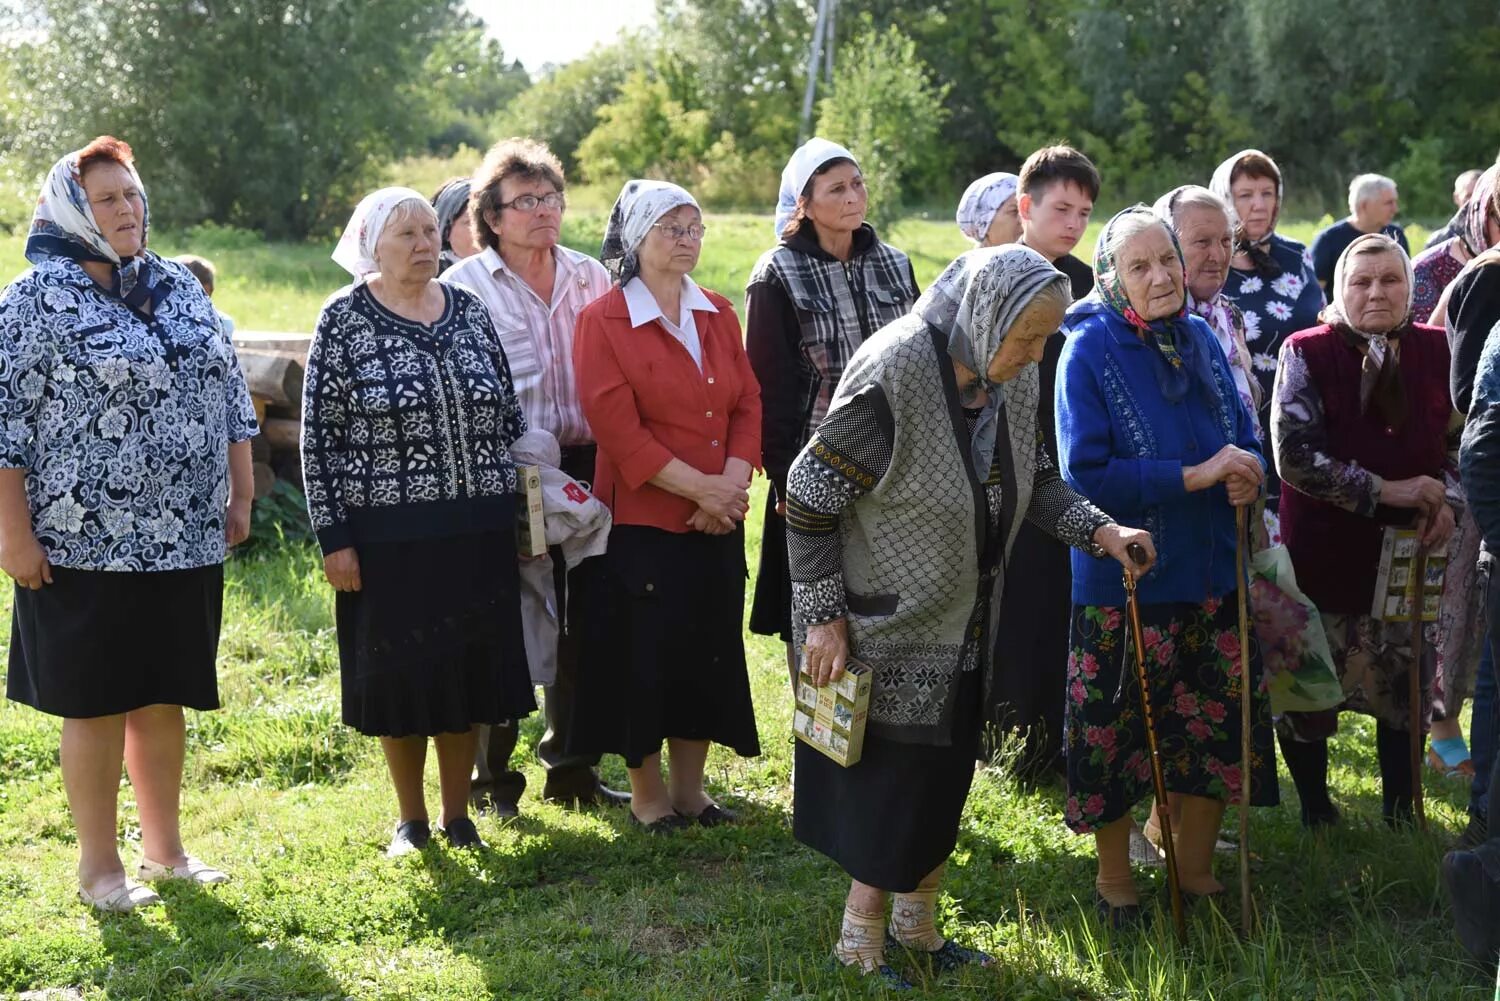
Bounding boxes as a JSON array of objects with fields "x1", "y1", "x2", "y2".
[
  {"x1": 386, "y1": 819, "x2": 431, "y2": 858},
  {"x1": 628, "y1": 811, "x2": 692, "y2": 834},
  {"x1": 885, "y1": 931, "x2": 994, "y2": 971},
  {"x1": 441, "y1": 817, "x2": 484, "y2": 849},
  {"x1": 682, "y1": 803, "x2": 737, "y2": 828},
  {"x1": 1093, "y1": 890, "x2": 1147, "y2": 930}
]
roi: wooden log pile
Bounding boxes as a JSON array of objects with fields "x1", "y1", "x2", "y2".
[{"x1": 233, "y1": 331, "x2": 311, "y2": 499}]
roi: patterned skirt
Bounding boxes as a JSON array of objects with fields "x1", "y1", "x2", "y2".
[
  {"x1": 1063, "y1": 597, "x2": 1278, "y2": 834},
  {"x1": 1280, "y1": 612, "x2": 1437, "y2": 742}
]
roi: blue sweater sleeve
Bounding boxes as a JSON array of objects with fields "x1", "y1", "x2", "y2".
[{"x1": 1055, "y1": 330, "x2": 1187, "y2": 513}]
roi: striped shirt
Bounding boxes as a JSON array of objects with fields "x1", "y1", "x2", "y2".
[{"x1": 443, "y1": 245, "x2": 611, "y2": 446}]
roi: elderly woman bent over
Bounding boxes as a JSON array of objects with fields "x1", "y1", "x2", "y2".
[{"x1": 791, "y1": 246, "x2": 1153, "y2": 987}]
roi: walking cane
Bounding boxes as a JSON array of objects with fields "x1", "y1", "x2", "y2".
[
  {"x1": 1234, "y1": 505, "x2": 1254, "y2": 933},
  {"x1": 1409, "y1": 549, "x2": 1429, "y2": 832},
  {"x1": 1124, "y1": 542, "x2": 1187, "y2": 943}
]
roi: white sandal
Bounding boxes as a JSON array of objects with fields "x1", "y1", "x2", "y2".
[
  {"x1": 78, "y1": 879, "x2": 161, "y2": 913},
  {"x1": 136, "y1": 855, "x2": 230, "y2": 885}
]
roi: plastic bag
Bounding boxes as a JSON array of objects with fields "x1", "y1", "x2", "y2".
[{"x1": 1249, "y1": 545, "x2": 1344, "y2": 715}]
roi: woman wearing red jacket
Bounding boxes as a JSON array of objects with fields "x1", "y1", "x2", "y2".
[{"x1": 570, "y1": 180, "x2": 763, "y2": 831}]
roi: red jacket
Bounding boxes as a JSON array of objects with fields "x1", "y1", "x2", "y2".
[{"x1": 573, "y1": 284, "x2": 762, "y2": 532}]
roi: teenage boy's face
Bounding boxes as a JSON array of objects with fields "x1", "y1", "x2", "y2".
[{"x1": 1019, "y1": 180, "x2": 1094, "y2": 262}]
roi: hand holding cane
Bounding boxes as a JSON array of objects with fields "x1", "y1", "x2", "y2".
[
  {"x1": 1234, "y1": 505, "x2": 1254, "y2": 933},
  {"x1": 1124, "y1": 542, "x2": 1187, "y2": 943}
]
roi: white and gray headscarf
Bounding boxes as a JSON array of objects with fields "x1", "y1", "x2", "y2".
[
  {"x1": 599, "y1": 179, "x2": 699, "y2": 284},
  {"x1": 955, "y1": 172, "x2": 1020, "y2": 244},
  {"x1": 1319, "y1": 232, "x2": 1415, "y2": 420},
  {"x1": 332, "y1": 186, "x2": 433, "y2": 281},
  {"x1": 915, "y1": 245, "x2": 1071, "y2": 472},
  {"x1": 774, "y1": 137, "x2": 858, "y2": 238}
]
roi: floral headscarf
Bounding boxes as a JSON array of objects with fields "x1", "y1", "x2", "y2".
[
  {"x1": 1455, "y1": 163, "x2": 1500, "y2": 258},
  {"x1": 1093, "y1": 205, "x2": 1218, "y2": 405},
  {"x1": 25, "y1": 147, "x2": 167, "y2": 316},
  {"x1": 955, "y1": 172, "x2": 1020, "y2": 244},
  {"x1": 775, "y1": 137, "x2": 858, "y2": 239},
  {"x1": 332, "y1": 186, "x2": 432, "y2": 281},
  {"x1": 915, "y1": 245, "x2": 1070, "y2": 472},
  {"x1": 599, "y1": 179, "x2": 699, "y2": 284},
  {"x1": 1210, "y1": 149, "x2": 1285, "y2": 279},
  {"x1": 1319, "y1": 232, "x2": 1415, "y2": 424}
]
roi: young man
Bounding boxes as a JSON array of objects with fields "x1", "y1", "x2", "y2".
[{"x1": 986, "y1": 144, "x2": 1100, "y2": 777}]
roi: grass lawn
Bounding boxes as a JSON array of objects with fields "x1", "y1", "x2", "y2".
[{"x1": 0, "y1": 209, "x2": 1486, "y2": 1000}]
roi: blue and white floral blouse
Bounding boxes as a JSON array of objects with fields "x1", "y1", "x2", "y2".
[
  {"x1": 1220, "y1": 234, "x2": 1326, "y2": 425},
  {"x1": 300, "y1": 282, "x2": 527, "y2": 556},
  {"x1": 0, "y1": 256, "x2": 258, "y2": 571}
]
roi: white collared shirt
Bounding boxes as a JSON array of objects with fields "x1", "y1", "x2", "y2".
[
  {"x1": 621, "y1": 275, "x2": 718, "y2": 371},
  {"x1": 442, "y1": 245, "x2": 611, "y2": 446}
]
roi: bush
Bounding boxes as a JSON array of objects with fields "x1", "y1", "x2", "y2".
[{"x1": 575, "y1": 71, "x2": 717, "y2": 188}]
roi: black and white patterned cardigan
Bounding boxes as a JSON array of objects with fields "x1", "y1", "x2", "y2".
[{"x1": 786, "y1": 317, "x2": 1111, "y2": 744}]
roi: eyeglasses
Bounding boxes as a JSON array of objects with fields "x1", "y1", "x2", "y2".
[
  {"x1": 500, "y1": 192, "x2": 566, "y2": 212},
  {"x1": 652, "y1": 222, "x2": 707, "y2": 242}
]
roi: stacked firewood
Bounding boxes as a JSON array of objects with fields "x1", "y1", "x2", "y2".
[{"x1": 233, "y1": 331, "x2": 311, "y2": 499}]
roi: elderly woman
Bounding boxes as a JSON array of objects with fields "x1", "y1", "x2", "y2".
[
  {"x1": 570, "y1": 180, "x2": 762, "y2": 831},
  {"x1": 302, "y1": 186, "x2": 535, "y2": 856},
  {"x1": 1310, "y1": 174, "x2": 1408, "y2": 295},
  {"x1": 1413, "y1": 165, "x2": 1500, "y2": 324},
  {"x1": 443, "y1": 138, "x2": 621, "y2": 815},
  {"x1": 790, "y1": 245, "x2": 1153, "y2": 986},
  {"x1": 955, "y1": 172, "x2": 1022, "y2": 247},
  {"x1": 430, "y1": 176, "x2": 479, "y2": 273},
  {"x1": 0, "y1": 137, "x2": 257, "y2": 911},
  {"x1": 745, "y1": 138, "x2": 917, "y2": 671},
  {"x1": 1055, "y1": 207, "x2": 1278, "y2": 924},
  {"x1": 1271, "y1": 233, "x2": 1460, "y2": 828}
]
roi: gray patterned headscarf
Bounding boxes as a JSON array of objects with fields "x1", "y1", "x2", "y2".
[
  {"x1": 599, "y1": 179, "x2": 699, "y2": 284},
  {"x1": 916, "y1": 245, "x2": 1071, "y2": 471},
  {"x1": 955, "y1": 172, "x2": 1020, "y2": 244}
]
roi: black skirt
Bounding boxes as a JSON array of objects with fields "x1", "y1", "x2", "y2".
[
  {"x1": 336, "y1": 526, "x2": 536, "y2": 738},
  {"x1": 793, "y1": 667, "x2": 983, "y2": 892},
  {"x1": 749, "y1": 494, "x2": 792, "y2": 640},
  {"x1": 568, "y1": 524, "x2": 761, "y2": 768},
  {"x1": 8, "y1": 563, "x2": 224, "y2": 718}
]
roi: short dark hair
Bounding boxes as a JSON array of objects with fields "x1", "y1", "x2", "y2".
[
  {"x1": 1227, "y1": 151, "x2": 1281, "y2": 192},
  {"x1": 782, "y1": 156, "x2": 859, "y2": 240},
  {"x1": 77, "y1": 135, "x2": 135, "y2": 176},
  {"x1": 471, "y1": 138, "x2": 566, "y2": 252},
  {"x1": 1018, "y1": 145, "x2": 1100, "y2": 203},
  {"x1": 174, "y1": 254, "x2": 215, "y2": 294}
]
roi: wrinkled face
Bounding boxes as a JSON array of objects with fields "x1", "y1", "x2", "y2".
[
  {"x1": 1340, "y1": 249, "x2": 1409, "y2": 334},
  {"x1": 1361, "y1": 187, "x2": 1399, "y2": 229},
  {"x1": 636, "y1": 204, "x2": 703, "y2": 278},
  {"x1": 982, "y1": 195, "x2": 1022, "y2": 247},
  {"x1": 1177, "y1": 205, "x2": 1232, "y2": 303},
  {"x1": 1230, "y1": 174, "x2": 1277, "y2": 243},
  {"x1": 1117, "y1": 224, "x2": 1186, "y2": 322},
  {"x1": 81, "y1": 161, "x2": 145, "y2": 259},
  {"x1": 801, "y1": 162, "x2": 867, "y2": 237},
  {"x1": 1018, "y1": 181, "x2": 1093, "y2": 261},
  {"x1": 488, "y1": 175, "x2": 564, "y2": 253},
  {"x1": 374, "y1": 202, "x2": 440, "y2": 282},
  {"x1": 986, "y1": 293, "x2": 1067, "y2": 384},
  {"x1": 448, "y1": 212, "x2": 480, "y2": 259}
]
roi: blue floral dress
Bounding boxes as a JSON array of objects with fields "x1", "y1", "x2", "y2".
[{"x1": 1221, "y1": 235, "x2": 1326, "y2": 432}]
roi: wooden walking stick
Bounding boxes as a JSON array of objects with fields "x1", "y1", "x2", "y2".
[
  {"x1": 1409, "y1": 549, "x2": 1429, "y2": 832},
  {"x1": 1124, "y1": 542, "x2": 1187, "y2": 943},
  {"x1": 1234, "y1": 505, "x2": 1254, "y2": 933}
]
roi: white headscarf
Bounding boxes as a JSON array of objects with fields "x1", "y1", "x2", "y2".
[
  {"x1": 775, "y1": 137, "x2": 858, "y2": 238},
  {"x1": 332, "y1": 186, "x2": 431, "y2": 281},
  {"x1": 599, "y1": 179, "x2": 699, "y2": 283},
  {"x1": 955, "y1": 172, "x2": 1020, "y2": 244}
]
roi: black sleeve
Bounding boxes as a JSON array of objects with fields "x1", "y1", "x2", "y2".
[
  {"x1": 1449, "y1": 264, "x2": 1500, "y2": 414},
  {"x1": 745, "y1": 278, "x2": 807, "y2": 498}
]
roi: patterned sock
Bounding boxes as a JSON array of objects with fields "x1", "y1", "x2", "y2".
[
  {"x1": 889, "y1": 880, "x2": 945, "y2": 951},
  {"x1": 833, "y1": 902, "x2": 887, "y2": 972}
]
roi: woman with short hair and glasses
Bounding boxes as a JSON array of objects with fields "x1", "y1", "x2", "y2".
[{"x1": 570, "y1": 180, "x2": 763, "y2": 832}]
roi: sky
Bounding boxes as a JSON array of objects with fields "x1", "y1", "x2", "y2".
[{"x1": 467, "y1": 0, "x2": 656, "y2": 73}]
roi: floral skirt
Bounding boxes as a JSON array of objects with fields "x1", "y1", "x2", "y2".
[{"x1": 1064, "y1": 597, "x2": 1278, "y2": 834}]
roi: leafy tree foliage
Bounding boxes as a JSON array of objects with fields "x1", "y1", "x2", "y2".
[{"x1": 575, "y1": 71, "x2": 717, "y2": 187}]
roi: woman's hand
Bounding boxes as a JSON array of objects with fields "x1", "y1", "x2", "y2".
[
  {"x1": 225, "y1": 496, "x2": 252, "y2": 547},
  {"x1": 1, "y1": 530, "x2": 51, "y2": 589},
  {"x1": 323, "y1": 547, "x2": 362, "y2": 592},
  {"x1": 804, "y1": 617, "x2": 851, "y2": 687},
  {"x1": 1415, "y1": 502, "x2": 1457, "y2": 551},
  {"x1": 692, "y1": 473, "x2": 750, "y2": 522},
  {"x1": 1382, "y1": 475, "x2": 1447, "y2": 521},
  {"x1": 1093, "y1": 523, "x2": 1157, "y2": 578},
  {"x1": 1184, "y1": 445, "x2": 1264, "y2": 505},
  {"x1": 687, "y1": 507, "x2": 734, "y2": 535}
]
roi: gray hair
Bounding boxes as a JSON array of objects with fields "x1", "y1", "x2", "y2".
[
  {"x1": 1347, "y1": 173, "x2": 1397, "y2": 215},
  {"x1": 1151, "y1": 185, "x2": 1230, "y2": 233},
  {"x1": 1103, "y1": 209, "x2": 1172, "y2": 264}
]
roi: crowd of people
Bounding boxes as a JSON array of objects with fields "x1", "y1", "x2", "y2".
[{"x1": 2, "y1": 131, "x2": 1499, "y2": 990}]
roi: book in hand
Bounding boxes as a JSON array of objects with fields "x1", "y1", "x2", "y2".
[
  {"x1": 1371, "y1": 527, "x2": 1446, "y2": 623},
  {"x1": 793, "y1": 655, "x2": 872, "y2": 767},
  {"x1": 517, "y1": 464, "x2": 547, "y2": 557}
]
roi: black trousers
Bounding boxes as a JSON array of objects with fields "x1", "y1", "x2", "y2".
[{"x1": 470, "y1": 444, "x2": 603, "y2": 806}]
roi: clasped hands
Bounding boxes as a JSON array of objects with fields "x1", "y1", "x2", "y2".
[
  {"x1": 686, "y1": 458, "x2": 752, "y2": 535},
  {"x1": 1184, "y1": 444, "x2": 1264, "y2": 507},
  {"x1": 1382, "y1": 474, "x2": 1455, "y2": 551}
]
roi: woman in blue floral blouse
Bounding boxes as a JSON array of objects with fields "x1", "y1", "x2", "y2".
[
  {"x1": 0, "y1": 137, "x2": 258, "y2": 912},
  {"x1": 303, "y1": 187, "x2": 536, "y2": 858}
]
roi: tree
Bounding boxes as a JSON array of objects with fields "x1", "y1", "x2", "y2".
[
  {"x1": 575, "y1": 70, "x2": 717, "y2": 187},
  {"x1": 421, "y1": 24, "x2": 531, "y2": 155},
  {"x1": 816, "y1": 20, "x2": 948, "y2": 230}
]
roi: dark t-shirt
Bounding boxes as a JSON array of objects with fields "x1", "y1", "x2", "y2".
[
  {"x1": 1309, "y1": 219, "x2": 1409, "y2": 293},
  {"x1": 1448, "y1": 260, "x2": 1500, "y2": 414}
]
